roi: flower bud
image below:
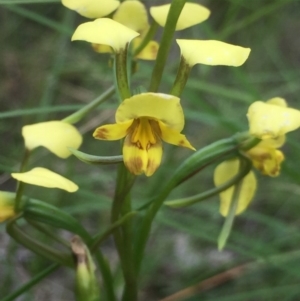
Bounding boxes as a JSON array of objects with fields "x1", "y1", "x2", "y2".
[{"x1": 71, "y1": 236, "x2": 100, "y2": 301}]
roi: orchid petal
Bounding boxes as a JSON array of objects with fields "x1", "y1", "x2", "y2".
[
  {"x1": 247, "y1": 101, "x2": 300, "y2": 139},
  {"x1": 158, "y1": 121, "x2": 195, "y2": 150},
  {"x1": 11, "y1": 168, "x2": 78, "y2": 192},
  {"x1": 134, "y1": 38, "x2": 159, "y2": 60},
  {"x1": 93, "y1": 120, "x2": 133, "y2": 140},
  {"x1": 214, "y1": 159, "x2": 257, "y2": 216},
  {"x1": 266, "y1": 97, "x2": 287, "y2": 107},
  {"x1": 22, "y1": 121, "x2": 82, "y2": 158},
  {"x1": 72, "y1": 18, "x2": 140, "y2": 52},
  {"x1": 113, "y1": 0, "x2": 148, "y2": 32},
  {"x1": 123, "y1": 134, "x2": 163, "y2": 177},
  {"x1": 247, "y1": 146, "x2": 284, "y2": 177},
  {"x1": 177, "y1": 39, "x2": 251, "y2": 67},
  {"x1": 145, "y1": 141, "x2": 163, "y2": 176},
  {"x1": 150, "y1": 3, "x2": 210, "y2": 30},
  {"x1": 62, "y1": 0, "x2": 120, "y2": 19},
  {"x1": 116, "y1": 93, "x2": 184, "y2": 131}
]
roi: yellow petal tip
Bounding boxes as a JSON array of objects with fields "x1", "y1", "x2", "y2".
[
  {"x1": 11, "y1": 168, "x2": 78, "y2": 193},
  {"x1": 177, "y1": 39, "x2": 251, "y2": 67}
]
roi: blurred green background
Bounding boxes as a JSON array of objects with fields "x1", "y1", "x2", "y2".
[{"x1": 1, "y1": 0, "x2": 300, "y2": 300}]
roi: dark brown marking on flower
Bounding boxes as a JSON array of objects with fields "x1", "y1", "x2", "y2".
[
  {"x1": 270, "y1": 169, "x2": 279, "y2": 177},
  {"x1": 135, "y1": 141, "x2": 143, "y2": 150},
  {"x1": 150, "y1": 120, "x2": 162, "y2": 136},
  {"x1": 179, "y1": 139, "x2": 185, "y2": 146},
  {"x1": 94, "y1": 127, "x2": 109, "y2": 139},
  {"x1": 125, "y1": 156, "x2": 144, "y2": 175},
  {"x1": 259, "y1": 153, "x2": 271, "y2": 160},
  {"x1": 151, "y1": 44, "x2": 158, "y2": 58},
  {"x1": 269, "y1": 165, "x2": 280, "y2": 177}
]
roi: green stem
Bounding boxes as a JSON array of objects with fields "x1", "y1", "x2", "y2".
[
  {"x1": 134, "y1": 138, "x2": 240, "y2": 273},
  {"x1": 62, "y1": 86, "x2": 115, "y2": 124},
  {"x1": 0, "y1": 263, "x2": 59, "y2": 301},
  {"x1": 171, "y1": 138, "x2": 238, "y2": 187},
  {"x1": 3, "y1": 214, "x2": 139, "y2": 301},
  {"x1": 111, "y1": 164, "x2": 137, "y2": 301},
  {"x1": 165, "y1": 156, "x2": 252, "y2": 208},
  {"x1": 134, "y1": 192, "x2": 171, "y2": 273},
  {"x1": 91, "y1": 211, "x2": 137, "y2": 301},
  {"x1": 69, "y1": 148, "x2": 123, "y2": 166},
  {"x1": 90, "y1": 212, "x2": 137, "y2": 252},
  {"x1": 149, "y1": 0, "x2": 187, "y2": 92},
  {"x1": 111, "y1": 165, "x2": 127, "y2": 256},
  {"x1": 170, "y1": 56, "x2": 192, "y2": 97},
  {"x1": 14, "y1": 149, "x2": 31, "y2": 212},
  {"x1": 239, "y1": 136, "x2": 261, "y2": 151},
  {"x1": 133, "y1": 22, "x2": 159, "y2": 57},
  {"x1": 93, "y1": 251, "x2": 117, "y2": 301},
  {"x1": 6, "y1": 220, "x2": 74, "y2": 267},
  {"x1": 26, "y1": 220, "x2": 70, "y2": 248},
  {"x1": 24, "y1": 198, "x2": 91, "y2": 244},
  {"x1": 115, "y1": 48, "x2": 131, "y2": 100},
  {"x1": 121, "y1": 196, "x2": 137, "y2": 301}
]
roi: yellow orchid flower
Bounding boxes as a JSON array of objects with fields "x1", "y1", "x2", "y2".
[
  {"x1": 23, "y1": 121, "x2": 82, "y2": 158},
  {"x1": 176, "y1": 39, "x2": 251, "y2": 67},
  {"x1": 0, "y1": 191, "x2": 16, "y2": 222},
  {"x1": 92, "y1": 1, "x2": 159, "y2": 60},
  {"x1": 214, "y1": 98, "x2": 292, "y2": 216},
  {"x1": 61, "y1": 0, "x2": 120, "y2": 19},
  {"x1": 246, "y1": 97, "x2": 300, "y2": 175},
  {"x1": 11, "y1": 167, "x2": 78, "y2": 193},
  {"x1": 215, "y1": 136, "x2": 284, "y2": 216},
  {"x1": 150, "y1": 3, "x2": 210, "y2": 31},
  {"x1": 245, "y1": 98, "x2": 294, "y2": 177},
  {"x1": 214, "y1": 147, "x2": 284, "y2": 217},
  {"x1": 93, "y1": 93, "x2": 195, "y2": 176},
  {"x1": 247, "y1": 97, "x2": 300, "y2": 139}
]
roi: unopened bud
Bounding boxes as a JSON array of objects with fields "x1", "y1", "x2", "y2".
[{"x1": 71, "y1": 236, "x2": 100, "y2": 301}]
